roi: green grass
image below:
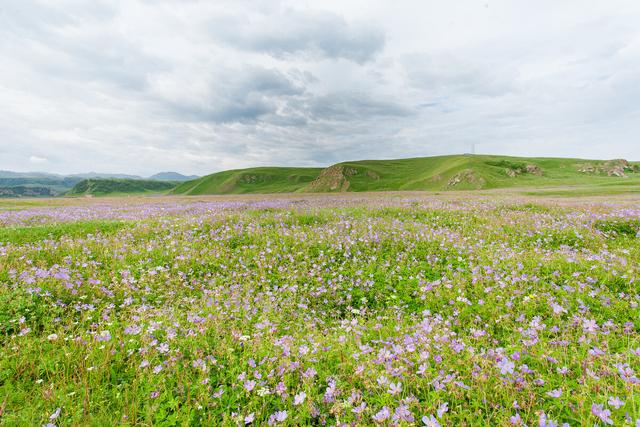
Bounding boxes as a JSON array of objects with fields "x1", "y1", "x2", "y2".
[
  {"x1": 594, "y1": 218, "x2": 640, "y2": 237},
  {"x1": 0, "y1": 199, "x2": 59, "y2": 210},
  {"x1": 0, "y1": 196, "x2": 639, "y2": 425},
  {"x1": 171, "y1": 154, "x2": 640, "y2": 195},
  {"x1": 68, "y1": 179, "x2": 177, "y2": 196},
  {"x1": 522, "y1": 180, "x2": 640, "y2": 197},
  {"x1": 0, "y1": 220, "x2": 128, "y2": 245}
]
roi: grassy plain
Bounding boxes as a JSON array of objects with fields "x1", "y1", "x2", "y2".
[{"x1": 0, "y1": 192, "x2": 638, "y2": 425}]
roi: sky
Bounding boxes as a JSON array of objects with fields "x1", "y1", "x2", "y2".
[{"x1": 1, "y1": 0, "x2": 639, "y2": 176}]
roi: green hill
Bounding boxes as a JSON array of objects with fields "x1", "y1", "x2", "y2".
[
  {"x1": 69, "y1": 178, "x2": 177, "y2": 196},
  {"x1": 171, "y1": 155, "x2": 640, "y2": 195},
  {"x1": 171, "y1": 167, "x2": 323, "y2": 195}
]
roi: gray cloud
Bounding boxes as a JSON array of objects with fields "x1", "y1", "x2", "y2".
[
  {"x1": 1, "y1": 1, "x2": 164, "y2": 92},
  {"x1": 0, "y1": 0, "x2": 639, "y2": 175},
  {"x1": 210, "y1": 8, "x2": 385, "y2": 63},
  {"x1": 160, "y1": 66, "x2": 306, "y2": 123},
  {"x1": 306, "y1": 92, "x2": 414, "y2": 121},
  {"x1": 0, "y1": 0, "x2": 116, "y2": 39},
  {"x1": 403, "y1": 53, "x2": 517, "y2": 97}
]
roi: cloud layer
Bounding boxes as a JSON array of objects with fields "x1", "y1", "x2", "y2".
[{"x1": 1, "y1": 0, "x2": 639, "y2": 175}]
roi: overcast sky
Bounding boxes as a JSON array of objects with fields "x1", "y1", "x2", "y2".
[{"x1": 1, "y1": 0, "x2": 639, "y2": 175}]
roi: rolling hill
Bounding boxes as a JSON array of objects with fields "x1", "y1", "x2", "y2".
[
  {"x1": 172, "y1": 155, "x2": 640, "y2": 195},
  {"x1": 171, "y1": 167, "x2": 323, "y2": 195},
  {"x1": 68, "y1": 179, "x2": 178, "y2": 196}
]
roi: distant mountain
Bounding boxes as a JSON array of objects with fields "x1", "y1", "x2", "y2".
[
  {"x1": 0, "y1": 185, "x2": 57, "y2": 198},
  {"x1": 0, "y1": 170, "x2": 62, "y2": 179},
  {"x1": 0, "y1": 171, "x2": 147, "y2": 197},
  {"x1": 172, "y1": 155, "x2": 640, "y2": 195},
  {"x1": 0, "y1": 171, "x2": 83, "y2": 196},
  {"x1": 0, "y1": 176, "x2": 82, "y2": 187},
  {"x1": 68, "y1": 172, "x2": 143, "y2": 180},
  {"x1": 0, "y1": 171, "x2": 162, "y2": 197},
  {"x1": 148, "y1": 172, "x2": 199, "y2": 181},
  {"x1": 0, "y1": 170, "x2": 198, "y2": 181}
]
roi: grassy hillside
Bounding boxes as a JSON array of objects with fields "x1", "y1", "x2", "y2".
[
  {"x1": 171, "y1": 167, "x2": 323, "y2": 195},
  {"x1": 306, "y1": 155, "x2": 640, "y2": 192},
  {"x1": 0, "y1": 177, "x2": 82, "y2": 196},
  {"x1": 172, "y1": 155, "x2": 640, "y2": 195},
  {"x1": 68, "y1": 178, "x2": 177, "y2": 196}
]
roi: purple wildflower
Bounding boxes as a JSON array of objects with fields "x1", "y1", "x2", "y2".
[{"x1": 591, "y1": 403, "x2": 613, "y2": 425}]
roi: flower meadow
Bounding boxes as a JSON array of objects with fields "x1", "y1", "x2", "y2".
[{"x1": 0, "y1": 195, "x2": 639, "y2": 426}]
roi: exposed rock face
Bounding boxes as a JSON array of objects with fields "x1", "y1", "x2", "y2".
[
  {"x1": 605, "y1": 160, "x2": 631, "y2": 177},
  {"x1": 306, "y1": 165, "x2": 358, "y2": 192},
  {"x1": 577, "y1": 159, "x2": 637, "y2": 177},
  {"x1": 525, "y1": 164, "x2": 543, "y2": 175},
  {"x1": 240, "y1": 174, "x2": 259, "y2": 183},
  {"x1": 506, "y1": 164, "x2": 542, "y2": 178},
  {"x1": 447, "y1": 169, "x2": 486, "y2": 189}
]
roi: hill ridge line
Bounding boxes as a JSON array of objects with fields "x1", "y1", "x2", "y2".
[{"x1": 171, "y1": 155, "x2": 640, "y2": 196}]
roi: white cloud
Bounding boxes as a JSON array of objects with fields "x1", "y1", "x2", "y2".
[{"x1": 28, "y1": 155, "x2": 48, "y2": 164}]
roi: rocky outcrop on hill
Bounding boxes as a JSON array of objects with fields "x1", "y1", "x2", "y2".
[
  {"x1": 240, "y1": 174, "x2": 268, "y2": 184},
  {"x1": 306, "y1": 165, "x2": 359, "y2": 192},
  {"x1": 577, "y1": 159, "x2": 638, "y2": 177},
  {"x1": 447, "y1": 169, "x2": 486, "y2": 189},
  {"x1": 506, "y1": 164, "x2": 543, "y2": 177}
]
